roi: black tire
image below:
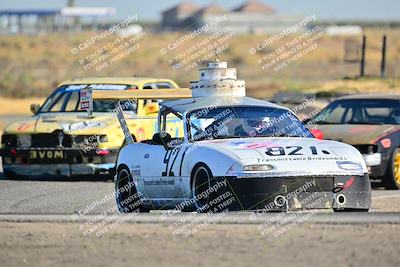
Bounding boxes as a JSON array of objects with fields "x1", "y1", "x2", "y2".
[
  {"x1": 115, "y1": 165, "x2": 149, "y2": 213},
  {"x1": 333, "y1": 208, "x2": 369, "y2": 212},
  {"x1": 191, "y1": 164, "x2": 213, "y2": 213},
  {"x1": 383, "y1": 148, "x2": 400, "y2": 190}
]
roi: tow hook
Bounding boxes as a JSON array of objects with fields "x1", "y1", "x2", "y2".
[{"x1": 336, "y1": 193, "x2": 347, "y2": 206}]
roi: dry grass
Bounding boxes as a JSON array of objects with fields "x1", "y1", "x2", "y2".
[
  {"x1": 0, "y1": 29, "x2": 399, "y2": 98},
  {"x1": 0, "y1": 97, "x2": 44, "y2": 115},
  {"x1": 314, "y1": 78, "x2": 400, "y2": 93},
  {"x1": 247, "y1": 78, "x2": 400, "y2": 99},
  {"x1": 0, "y1": 97, "x2": 44, "y2": 135}
]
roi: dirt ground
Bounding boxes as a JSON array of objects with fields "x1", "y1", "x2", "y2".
[{"x1": 0, "y1": 222, "x2": 399, "y2": 267}]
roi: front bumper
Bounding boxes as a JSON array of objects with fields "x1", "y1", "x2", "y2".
[
  {"x1": 1, "y1": 147, "x2": 117, "y2": 178},
  {"x1": 3, "y1": 163, "x2": 115, "y2": 179},
  {"x1": 210, "y1": 174, "x2": 371, "y2": 211}
]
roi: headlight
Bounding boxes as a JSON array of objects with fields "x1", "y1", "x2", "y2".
[
  {"x1": 98, "y1": 135, "x2": 108, "y2": 143},
  {"x1": 243, "y1": 164, "x2": 274, "y2": 171},
  {"x1": 69, "y1": 121, "x2": 106, "y2": 131},
  {"x1": 337, "y1": 161, "x2": 363, "y2": 171},
  {"x1": 72, "y1": 135, "x2": 108, "y2": 148},
  {"x1": 73, "y1": 135, "x2": 108, "y2": 144}
]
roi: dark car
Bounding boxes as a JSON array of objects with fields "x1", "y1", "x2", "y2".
[
  {"x1": 269, "y1": 91, "x2": 349, "y2": 120},
  {"x1": 306, "y1": 94, "x2": 400, "y2": 189}
]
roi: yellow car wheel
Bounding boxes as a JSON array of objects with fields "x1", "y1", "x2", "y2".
[
  {"x1": 384, "y1": 148, "x2": 400, "y2": 190},
  {"x1": 394, "y1": 151, "x2": 400, "y2": 184}
]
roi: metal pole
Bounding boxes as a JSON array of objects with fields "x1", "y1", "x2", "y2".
[
  {"x1": 114, "y1": 101, "x2": 134, "y2": 145},
  {"x1": 17, "y1": 15, "x2": 22, "y2": 33},
  {"x1": 380, "y1": 35, "x2": 387, "y2": 78},
  {"x1": 7, "y1": 15, "x2": 11, "y2": 33},
  {"x1": 360, "y1": 35, "x2": 366, "y2": 77}
]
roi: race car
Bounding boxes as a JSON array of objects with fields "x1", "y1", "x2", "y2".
[
  {"x1": 268, "y1": 91, "x2": 347, "y2": 121},
  {"x1": 305, "y1": 94, "x2": 400, "y2": 189},
  {"x1": 95, "y1": 60, "x2": 371, "y2": 213},
  {"x1": 0, "y1": 77, "x2": 189, "y2": 179}
]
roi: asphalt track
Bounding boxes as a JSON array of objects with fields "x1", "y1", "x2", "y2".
[
  {"x1": 1, "y1": 171, "x2": 400, "y2": 224},
  {"x1": 1, "y1": 211, "x2": 400, "y2": 224}
]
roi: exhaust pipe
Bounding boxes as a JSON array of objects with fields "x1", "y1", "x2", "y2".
[
  {"x1": 274, "y1": 195, "x2": 287, "y2": 207},
  {"x1": 336, "y1": 194, "x2": 346, "y2": 206}
]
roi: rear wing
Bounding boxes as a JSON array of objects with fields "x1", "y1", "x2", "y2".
[
  {"x1": 88, "y1": 88, "x2": 192, "y2": 145},
  {"x1": 92, "y1": 88, "x2": 192, "y2": 100}
]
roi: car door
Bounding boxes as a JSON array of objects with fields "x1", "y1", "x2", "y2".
[
  {"x1": 134, "y1": 144, "x2": 174, "y2": 200},
  {"x1": 139, "y1": 145, "x2": 186, "y2": 200},
  {"x1": 139, "y1": 114, "x2": 186, "y2": 203}
]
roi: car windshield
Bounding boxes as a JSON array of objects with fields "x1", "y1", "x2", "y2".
[
  {"x1": 312, "y1": 99, "x2": 400, "y2": 125},
  {"x1": 187, "y1": 106, "x2": 313, "y2": 141},
  {"x1": 39, "y1": 84, "x2": 137, "y2": 113}
]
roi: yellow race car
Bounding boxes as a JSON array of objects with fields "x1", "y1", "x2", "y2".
[{"x1": 0, "y1": 77, "x2": 187, "y2": 179}]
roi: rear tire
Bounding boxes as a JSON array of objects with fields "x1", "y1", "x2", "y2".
[
  {"x1": 115, "y1": 165, "x2": 149, "y2": 213},
  {"x1": 383, "y1": 148, "x2": 400, "y2": 190}
]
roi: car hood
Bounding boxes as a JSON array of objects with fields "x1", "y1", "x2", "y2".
[
  {"x1": 196, "y1": 137, "x2": 367, "y2": 176},
  {"x1": 314, "y1": 124, "x2": 399, "y2": 144},
  {"x1": 3, "y1": 112, "x2": 118, "y2": 135}
]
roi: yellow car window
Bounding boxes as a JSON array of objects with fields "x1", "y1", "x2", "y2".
[
  {"x1": 49, "y1": 92, "x2": 69, "y2": 112},
  {"x1": 65, "y1": 91, "x2": 79, "y2": 111}
]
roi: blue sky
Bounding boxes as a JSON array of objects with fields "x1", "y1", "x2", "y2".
[{"x1": 1, "y1": 0, "x2": 399, "y2": 21}]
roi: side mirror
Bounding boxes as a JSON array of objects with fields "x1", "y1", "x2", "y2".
[
  {"x1": 30, "y1": 104, "x2": 40, "y2": 115},
  {"x1": 144, "y1": 103, "x2": 159, "y2": 115},
  {"x1": 310, "y1": 128, "x2": 324, "y2": 140},
  {"x1": 152, "y1": 132, "x2": 172, "y2": 149}
]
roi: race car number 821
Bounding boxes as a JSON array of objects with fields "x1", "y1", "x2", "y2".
[{"x1": 265, "y1": 146, "x2": 330, "y2": 156}]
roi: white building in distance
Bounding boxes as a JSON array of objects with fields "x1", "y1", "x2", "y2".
[{"x1": 161, "y1": 1, "x2": 308, "y2": 34}]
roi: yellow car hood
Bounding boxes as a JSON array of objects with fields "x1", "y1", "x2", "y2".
[{"x1": 3, "y1": 112, "x2": 119, "y2": 135}]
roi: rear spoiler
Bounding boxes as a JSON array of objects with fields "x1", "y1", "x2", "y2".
[
  {"x1": 92, "y1": 88, "x2": 192, "y2": 100},
  {"x1": 87, "y1": 88, "x2": 192, "y2": 145}
]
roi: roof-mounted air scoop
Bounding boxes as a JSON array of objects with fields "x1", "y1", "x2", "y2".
[{"x1": 190, "y1": 57, "x2": 246, "y2": 98}]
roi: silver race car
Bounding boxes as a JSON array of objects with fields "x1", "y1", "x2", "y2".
[{"x1": 94, "y1": 60, "x2": 371, "y2": 213}]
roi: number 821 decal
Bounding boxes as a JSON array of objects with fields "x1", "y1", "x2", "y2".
[{"x1": 265, "y1": 146, "x2": 330, "y2": 156}]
